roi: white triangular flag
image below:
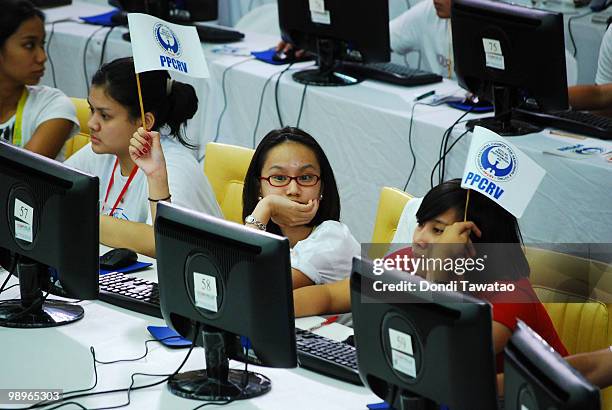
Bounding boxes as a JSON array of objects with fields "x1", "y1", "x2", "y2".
[
  {"x1": 461, "y1": 126, "x2": 545, "y2": 218},
  {"x1": 127, "y1": 13, "x2": 209, "y2": 78}
]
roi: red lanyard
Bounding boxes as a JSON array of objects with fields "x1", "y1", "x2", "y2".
[{"x1": 102, "y1": 158, "x2": 139, "y2": 217}]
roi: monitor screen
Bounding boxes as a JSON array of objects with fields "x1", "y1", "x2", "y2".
[
  {"x1": 504, "y1": 320, "x2": 601, "y2": 410},
  {"x1": 451, "y1": 0, "x2": 568, "y2": 136},
  {"x1": 350, "y1": 256, "x2": 499, "y2": 410},
  {"x1": 278, "y1": 0, "x2": 390, "y2": 86},
  {"x1": 0, "y1": 141, "x2": 99, "y2": 328},
  {"x1": 154, "y1": 202, "x2": 296, "y2": 402}
]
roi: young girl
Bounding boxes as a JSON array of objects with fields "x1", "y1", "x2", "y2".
[
  {"x1": 294, "y1": 179, "x2": 568, "y2": 370},
  {"x1": 241, "y1": 127, "x2": 360, "y2": 289},
  {"x1": 0, "y1": 0, "x2": 79, "y2": 160},
  {"x1": 66, "y1": 57, "x2": 221, "y2": 256}
]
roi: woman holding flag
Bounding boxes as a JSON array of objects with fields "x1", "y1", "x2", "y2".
[
  {"x1": 65, "y1": 57, "x2": 221, "y2": 256},
  {"x1": 0, "y1": 0, "x2": 79, "y2": 160},
  {"x1": 293, "y1": 178, "x2": 568, "y2": 372}
]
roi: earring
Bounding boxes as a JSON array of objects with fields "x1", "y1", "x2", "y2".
[
  {"x1": 319, "y1": 194, "x2": 323, "y2": 200},
  {"x1": 258, "y1": 196, "x2": 263, "y2": 201}
]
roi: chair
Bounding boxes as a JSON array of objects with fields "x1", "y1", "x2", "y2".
[
  {"x1": 369, "y1": 187, "x2": 413, "y2": 259},
  {"x1": 526, "y1": 246, "x2": 612, "y2": 407},
  {"x1": 64, "y1": 97, "x2": 91, "y2": 160},
  {"x1": 203, "y1": 142, "x2": 254, "y2": 224}
]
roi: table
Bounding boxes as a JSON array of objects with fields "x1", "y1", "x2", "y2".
[
  {"x1": 0, "y1": 255, "x2": 372, "y2": 410},
  {"x1": 40, "y1": 3, "x2": 612, "y2": 244}
]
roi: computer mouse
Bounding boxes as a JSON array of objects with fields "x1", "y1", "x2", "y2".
[
  {"x1": 99, "y1": 248, "x2": 138, "y2": 270},
  {"x1": 272, "y1": 48, "x2": 297, "y2": 63}
]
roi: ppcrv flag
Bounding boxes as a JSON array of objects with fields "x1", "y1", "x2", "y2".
[
  {"x1": 461, "y1": 126, "x2": 545, "y2": 218},
  {"x1": 127, "y1": 13, "x2": 209, "y2": 78}
]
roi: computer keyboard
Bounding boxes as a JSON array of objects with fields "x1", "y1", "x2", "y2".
[
  {"x1": 295, "y1": 328, "x2": 362, "y2": 385},
  {"x1": 193, "y1": 24, "x2": 244, "y2": 43},
  {"x1": 341, "y1": 61, "x2": 443, "y2": 87},
  {"x1": 98, "y1": 272, "x2": 162, "y2": 318},
  {"x1": 514, "y1": 108, "x2": 612, "y2": 140}
]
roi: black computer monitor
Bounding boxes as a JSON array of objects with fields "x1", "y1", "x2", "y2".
[
  {"x1": 154, "y1": 202, "x2": 297, "y2": 402},
  {"x1": 451, "y1": 0, "x2": 568, "y2": 136},
  {"x1": 0, "y1": 141, "x2": 99, "y2": 328},
  {"x1": 350, "y1": 256, "x2": 499, "y2": 410},
  {"x1": 504, "y1": 320, "x2": 601, "y2": 409},
  {"x1": 278, "y1": 0, "x2": 390, "y2": 86}
]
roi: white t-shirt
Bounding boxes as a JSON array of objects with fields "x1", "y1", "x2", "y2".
[
  {"x1": 389, "y1": 1, "x2": 453, "y2": 78},
  {"x1": 291, "y1": 220, "x2": 360, "y2": 285},
  {"x1": 65, "y1": 134, "x2": 222, "y2": 223},
  {"x1": 391, "y1": 197, "x2": 423, "y2": 244},
  {"x1": 596, "y1": 24, "x2": 612, "y2": 85},
  {"x1": 0, "y1": 85, "x2": 79, "y2": 161}
]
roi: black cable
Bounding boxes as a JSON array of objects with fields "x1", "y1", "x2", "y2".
[
  {"x1": 437, "y1": 109, "x2": 473, "y2": 186},
  {"x1": 296, "y1": 84, "x2": 308, "y2": 128},
  {"x1": 430, "y1": 125, "x2": 471, "y2": 189},
  {"x1": 94, "y1": 336, "x2": 184, "y2": 365},
  {"x1": 568, "y1": 11, "x2": 594, "y2": 58},
  {"x1": 0, "y1": 290, "x2": 49, "y2": 323},
  {"x1": 430, "y1": 111, "x2": 472, "y2": 189},
  {"x1": 274, "y1": 62, "x2": 295, "y2": 127},
  {"x1": 83, "y1": 26, "x2": 106, "y2": 96},
  {"x1": 46, "y1": 22, "x2": 58, "y2": 88},
  {"x1": 192, "y1": 399, "x2": 235, "y2": 409},
  {"x1": 252, "y1": 68, "x2": 285, "y2": 148},
  {"x1": 99, "y1": 26, "x2": 115, "y2": 69},
  {"x1": 212, "y1": 57, "x2": 255, "y2": 150},
  {"x1": 402, "y1": 101, "x2": 426, "y2": 191}
]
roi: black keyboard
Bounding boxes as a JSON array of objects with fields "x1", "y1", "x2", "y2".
[
  {"x1": 193, "y1": 24, "x2": 244, "y2": 43},
  {"x1": 514, "y1": 108, "x2": 612, "y2": 140},
  {"x1": 341, "y1": 61, "x2": 443, "y2": 87},
  {"x1": 295, "y1": 328, "x2": 362, "y2": 385},
  {"x1": 98, "y1": 272, "x2": 162, "y2": 318}
]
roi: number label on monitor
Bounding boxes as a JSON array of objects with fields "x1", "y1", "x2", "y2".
[
  {"x1": 309, "y1": 0, "x2": 325, "y2": 13},
  {"x1": 14, "y1": 198, "x2": 34, "y2": 243},
  {"x1": 309, "y1": 0, "x2": 330, "y2": 24},
  {"x1": 389, "y1": 328, "x2": 413, "y2": 355},
  {"x1": 391, "y1": 349, "x2": 417, "y2": 378},
  {"x1": 193, "y1": 272, "x2": 218, "y2": 312},
  {"x1": 521, "y1": 406, "x2": 530, "y2": 410},
  {"x1": 482, "y1": 38, "x2": 505, "y2": 70}
]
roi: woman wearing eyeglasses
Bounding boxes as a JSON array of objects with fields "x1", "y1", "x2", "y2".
[{"x1": 242, "y1": 127, "x2": 360, "y2": 289}]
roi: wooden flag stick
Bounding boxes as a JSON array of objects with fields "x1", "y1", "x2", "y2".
[
  {"x1": 464, "y1": 189, "x2": 471, "y2": 222},
  {"x1": 136, "y1": 72, "x2": 147, "y2": 131}
]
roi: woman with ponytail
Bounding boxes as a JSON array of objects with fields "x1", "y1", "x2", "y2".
[{"x1": 65, "y1": 57, "x2": 221, "y2": 256}]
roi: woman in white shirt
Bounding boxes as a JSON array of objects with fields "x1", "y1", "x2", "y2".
[
  {"x1": 241, "y1": 127, "x2": 360, "y2": 289},
  {"x1": 0, "y1": 0, "x2": 78, "y2": 160},
  {"x1": 66, "y1": 57, "x2": 221, "y2": 256}
]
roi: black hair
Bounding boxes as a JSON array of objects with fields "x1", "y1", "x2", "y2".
[
  {"x1": 242, "y1": 127, "x2": 341, "y2": 236},
  {"x1": 91, "y1": 57, "x2": 197, "y2": 148},
  {"x1": 0, "y1": 0, "x2": 44, "y2": 49},
  {"x1": 416, "y1": 178, "x2": 530, "y2": 280}
]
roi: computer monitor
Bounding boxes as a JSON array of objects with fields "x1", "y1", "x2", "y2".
[
  {"x1": 278, "y1": 0, "x2": 390, "y2": 86},
  {"x1": 154, "y1": 202, "x2": 297, "y2": 402},
  {"x1": 350, "y1": 256, "x2": 499, "y2": 410},
  {"x1": 451, "y1": 0, "x2": 568, "y2": 136},
  {"x1": 0, "y1": 141, "x2": 99, "y2": 328},
  {"x1": 504, "y1": 320, "x2": 601, "y2": 409}
]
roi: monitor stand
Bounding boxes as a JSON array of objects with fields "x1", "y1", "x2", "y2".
[
  {"x1": 293, "y1": 39, "x2": 363, "y2": 86},
  {"x1": 168, "y1": 330, "x2": 271, "y2": 401},
  {"x1": 0, "y1": 258, "x2": 84, "y2": 328},
  {"x1": 466, "y1": 85, "x2": 542, "y2": 136}
]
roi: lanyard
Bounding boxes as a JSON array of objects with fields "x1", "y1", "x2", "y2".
[
  {"x1": 12, "y1": 88, "x2": 28, "y2": 147},
  {"x1": 102, "y1": 158, "x2": 139, "y2": 217}
]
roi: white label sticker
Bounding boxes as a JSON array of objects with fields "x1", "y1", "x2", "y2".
[
  {"x1": 521, "y1": 405, "x2": 530, "y2": 410},
  {"x1": 14, "y1": 198, "x2": 34, "y2": 226},
  {"x1": 310, "y1": 10, "x2": 331, "y2": 25},
  {"x1": 309, "y1": 0, "x2": 326, "y2": 13},
  {"x1": 482, "y1": 38, "x2": 502, "y2": 55},
  {"x1": 485, "y1": 53, "x2": 505, "y2": 70},
  {"x1": 15, "y1": 220, "x2": 33, "y2": 243},
  {"x1": 193, "y1": 272, "x2": 218, "y2": 312},
  {"x1": 389, "y1": 328, "x2": 414, "y2": 355},
  {"x1": 391, "y1": 349, "x2": 417, "y2": 378}
]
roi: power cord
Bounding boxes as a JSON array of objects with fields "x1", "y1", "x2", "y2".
[
  {"x1": 83, "y1": 26, "x2": 107, "y2": 95},
  {"x1": 99, "y1": 26, "x2": 115, "y2": 69},
  {"x1": 296, "y1": 84, "x2": 308, "y2": 128},
  {"x1": 94, "y1": 336, "x2": 185, "y2": 365},
  {"x1": 430, "y1": 110, "x2": 473, "y2": 189},
  {"x1": 252, "y1": 68, "x2": 287, "y2": 148},
  {"x1": 568, "y1": 11, "x2": 595, "y2": 58},
  {"x1": 44, "y1": 19, "x2": 75, "y2": 89},
  {"x1": 402, "y1": 101, "x2": 427, "y2": 191},
  {"x1": 274, "y1": 62, "x2": 296, "y2": 127},
  {"x1": 439, "y1": 109, "x2": 473, "y2": 184}
]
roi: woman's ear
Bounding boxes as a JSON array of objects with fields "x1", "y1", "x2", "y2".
[{"x1": 143, "y1": 112, "x2": 155, "y2": 131}]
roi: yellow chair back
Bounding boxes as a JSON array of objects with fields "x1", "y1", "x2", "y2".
[
  {"x1": 203, "y1": 142, "x2": 254, "y2": 224},
  {"x1": 64, "y1": 97, "x2": 91, "y2": 159},
  {"x1": 369, "y1": 187, "x2": 413, "y2": 258}
]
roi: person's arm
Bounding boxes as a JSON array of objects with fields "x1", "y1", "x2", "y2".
[
  {"x1": 566, "y1": 347, "x2": 612, "y2": 389},
  {"x1": 293, "y1": 278, "x2": 351, "y2": 317},
  {"x1": 23, "y1": 118, "x2": 74, "y2": 158},
  {"x1": 568, "y1": 84, "x2": 612, "y2": 112},
  {"x1": 245, "y1": 195, "x2": 319, "y2": 230},
  {"x1": 492, "y1": 320, "x2": 513, "y2": 354},
  {"x1": 292, "y1": 268, "x2": 315, "y2": 290},
  {"x1": 99, "y1": 215, "x2": 155, "y2": 257}
]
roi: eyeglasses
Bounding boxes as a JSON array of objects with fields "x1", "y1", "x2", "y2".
[{"x1": 259, "y1": 174, "x2": 321, "y2": 187}]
